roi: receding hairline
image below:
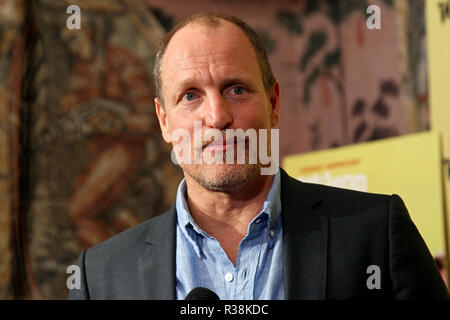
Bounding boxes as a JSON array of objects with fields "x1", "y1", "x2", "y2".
[
  {"x1": 165, "y1": 12, "x2": 240, "y2": 40},
  {"x1": 153, "y1": 12, "x2": 276, "y2": 106},
  {"x1": 160, "y1": 16, "x2": 256, "y2": 67},
  {"x1": 161, "y1": 18, "x2": 259, "y2": 66}
]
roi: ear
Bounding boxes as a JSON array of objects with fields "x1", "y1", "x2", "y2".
[
  {"x1": 268, "y1": 81, "x2": 281, "y2": 128},
  {"x1": 154, "y1": 97, "x2": 172, "y2": 143}
]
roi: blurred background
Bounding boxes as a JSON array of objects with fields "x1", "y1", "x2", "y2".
[{"x1": 0, "y1": 0, "x2": 448, "y2": 299}]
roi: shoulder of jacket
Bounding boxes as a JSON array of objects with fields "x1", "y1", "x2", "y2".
[{"x1": 84, "y1": 206, "x2": 175, "y2": 263}]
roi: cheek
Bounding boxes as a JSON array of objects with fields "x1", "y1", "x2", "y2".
[
  {"x1": 233, "y1": 102, "x2": 271, "y2": 129},
  {"x1": 166, "y1": 114, "x2": 197, "y2": 143},
  {"x1": 166, "y1": 105, "x2": 202, "y2": 128}
]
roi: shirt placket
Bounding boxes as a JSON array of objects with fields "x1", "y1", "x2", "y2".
[
  {"x1": 203, "y1": 235, "x2": 237, "y2": 299},
  {"x1": 237, "y1": 215, "x2": 268, "y2": 299}
]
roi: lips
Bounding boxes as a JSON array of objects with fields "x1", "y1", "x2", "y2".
[{"x1": 203, "y1": 137, "x2": 237, "y2": 151}]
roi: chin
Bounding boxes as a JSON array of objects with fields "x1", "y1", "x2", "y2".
[{"x1": 182, "y1": 163, "x2": 261, "y2": 192}]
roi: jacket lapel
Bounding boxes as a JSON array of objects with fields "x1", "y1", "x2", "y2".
[
  {"x1": 281, "y1": 169, "x2": 328, "y2": 300},
  {"x1": 138, "y1": 205, "x2": 177, "y2": 299}
]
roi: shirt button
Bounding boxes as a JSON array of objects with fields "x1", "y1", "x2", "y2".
[
  {"x1": 269, "y1": 229, "x2": 275, "y2": 238},
  {"x1": 224, "y1": 272, "x2": 234, "y2": 282}
]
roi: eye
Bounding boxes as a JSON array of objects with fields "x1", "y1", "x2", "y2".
[
  {"x1": 183, "y1": 91, "x2": 197, "y2": 102},
  {"x1": 230, "y1": 86, "x2": 245, "y2": 95}
]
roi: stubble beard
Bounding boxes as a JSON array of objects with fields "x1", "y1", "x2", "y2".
[
  {"x1": 181, "y1": 162, "x2": 262, "y2": 192},
  {"x1": 176, "y1": 127, "x2": 273, "y2": 192}
]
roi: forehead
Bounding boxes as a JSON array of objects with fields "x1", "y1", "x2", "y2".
[{"x1": 160, "y1": 20, "x2": 262, "y2": 86}]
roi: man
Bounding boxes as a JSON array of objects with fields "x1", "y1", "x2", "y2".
[{"x1": 68, "y1": 12, "x2": 449, "y2": 300}]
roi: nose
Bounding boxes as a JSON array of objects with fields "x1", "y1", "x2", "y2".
[{"x1": 203, "y1": 91, "x2": 233, "y2": 130}]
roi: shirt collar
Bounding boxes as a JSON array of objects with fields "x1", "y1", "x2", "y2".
[{"x1": 176, "y1": 168, "x2": 282, "y2": 255}]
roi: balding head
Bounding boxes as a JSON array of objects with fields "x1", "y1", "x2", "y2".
[{"x1": 153, "y1": 12, "x2": 276, "y2": 107}]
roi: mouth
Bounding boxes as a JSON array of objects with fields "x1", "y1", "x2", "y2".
[{"x1": 202, "y1": 137, "x2": 238, "y2": 152}]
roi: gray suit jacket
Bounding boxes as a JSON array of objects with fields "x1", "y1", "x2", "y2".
[{"x1": 68, "y1": 169, "x2": 449, "y2": 299}]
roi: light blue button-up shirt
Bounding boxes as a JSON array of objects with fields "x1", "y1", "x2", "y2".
[{"x1": 175, "y1": 170, "x2": 284, "y2": 300}]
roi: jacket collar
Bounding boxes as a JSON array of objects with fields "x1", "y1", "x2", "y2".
[
  {"x1": 280, "y1": 168, "x2": 328, "y2": 300},
  {"x1": 140, "y1": 205, "x2": 177, "y2": 299}
]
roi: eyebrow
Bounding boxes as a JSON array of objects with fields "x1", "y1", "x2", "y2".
[
  {"x1": 173, "y1": 75, "x2": 254, "y2": 93},
  {"x1": 168, "y1": 78, "x2": 198, "y2": 104}
]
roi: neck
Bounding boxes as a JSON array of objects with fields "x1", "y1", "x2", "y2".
[
  {"x1": 184, "y1": 172, "x2": 274, "y2": 237},
  {"x1": 184, "y1": 171, "x2": 275, "y2": 265}
]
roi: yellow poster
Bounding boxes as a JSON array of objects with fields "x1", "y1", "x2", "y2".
[
  {"x1": 283, "y1": 132, "x2": 446, "y2": 262},
  {"x1": 428, "y1": 0, "x2": 450, "y2": 158},
  {"x1": 427, "y1": 0, "x2": 450, "y2": 284}
]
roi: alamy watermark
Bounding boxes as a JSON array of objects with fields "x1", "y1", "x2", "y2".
[
  {"x1": 366, "y1": 265, "x2": 381, "y2": 290},
  {"x1": 169, "y1": 121, "x2": 279, "y2": 176},
  {"x1": 66, "y1": 4, "x2": 81, "y2": 30},
  {"x1": 366, "y1": 5, "x2": 381, "y2": 30},
  {"x1": 67, "y1": 265, "x2": 81, "y2": 290},
  {"x1": 67, "y1": 263, "x2": 382, "y2": 290}
]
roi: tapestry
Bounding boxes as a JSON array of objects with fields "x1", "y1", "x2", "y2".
[
  {"x1": 0, "y1": 0, "x2": 431, "y2": 299},
  {"x1": 19, "y1": 0, "x2": 183, "y2": 299}
]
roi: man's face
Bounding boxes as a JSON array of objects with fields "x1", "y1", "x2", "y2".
[{"x1": 155, "y1": 20, "x2": 280, "y2": 192}]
